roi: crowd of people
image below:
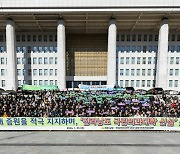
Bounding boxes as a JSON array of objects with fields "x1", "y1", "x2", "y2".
[{"x1": 0, "y1": 90, "x2": 179, "y2": 118}]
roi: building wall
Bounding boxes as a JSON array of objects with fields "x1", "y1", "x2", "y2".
[{"x1": 117, "y1": 32, "x2": 180, "y2": 90}]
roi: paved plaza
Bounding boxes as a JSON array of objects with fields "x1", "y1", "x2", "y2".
[{"x1": 0, "y1": 131, "x2": 179, "y2": 154}]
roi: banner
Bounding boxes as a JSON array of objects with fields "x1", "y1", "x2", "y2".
[
  {"x1": 0, "y1": 117, "x2": 179, "y2": 131},
  {"x1": 22, "y1": 85, "x2": 58, "y2": 91},
  {"x1": 78, "y1": 84, "x2": 114, "y2": 91}
]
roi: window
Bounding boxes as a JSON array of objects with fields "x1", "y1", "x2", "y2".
[
  {"x1": 16, "y1": 35, "x2": 20, "y2": 42},
  {"x1": 131, "y1": 80, "x2": 134, "y2": 87},
  {"x1": 132, "y1": 46, "x2": 136, "y2": 53},
  {"x1": 49, "y1": 47, "x2": 54, "y2": 53},
  {"x1": 126, "y1": 69, "x2": 129, "y2": 76},
  {"x1": 1, "y1": 58, "x2": 5, "y2": 64},
  {"x1": 49, "y1": 35, "x2": 53, "y2": 42},
  {"x1": 55, "y1": 57, "x2": 57, "y2": 64},
  {"x1": 39, "y1": 80, "x2": 43, "y2": 85},
  {"x1": 143, "y1": 34, "x2": 147, "y2": 41},
  {"x1": 55, "y1": 80, "x2": 57, "y2": 86},
  {"x1": 120, "y1": 46, "x2": 125, "y2": 52},
  {"x1": 126, "y1": 46, "x2": 130, "y2": 53},
  {"x1": 177, "y1": 35, "x2": 180, "y2": 41},
  {"x1": 38, "y1": 57, "x2": 42, "y2": 64},
  {"x1": 142, "y1": 69, "x2": 145, "y2": 76},
  {"x1": 22, "y1": 58, "x2": 26, "y2": 64},
  {"x1": 132, "y1": 35, "x2": 136, "y2": 41},
  {"x1": 0, "y1": 46, "x2": 5, "y2": 53},
  {"x1": 126, "y1": 57, "x2": 130, "y2": 64},
  {"x1": 0, "y1": 69, "x2": 5, "y2": 76},
  {"x1": 49, "y1": 57, "x2": 53, "y2": 64},
  {"x1": 120, "y1": 80, "x2": 123, "y2": 87},
  {"x1": 137, "y1": 69, "x2": 140, "y2": 76},
  {"x1": 39, "y1": 69, "x2": 43, "y2": 76},
  {"x1": 149, "y1": 34, "x2": 153, "y2": 41},
  {"x1": 28, "y1": 58, "x2": 31, "y2": 64},
  {"x1": 125, "y1": 80, "x2": 129, "y2": 87},
  {"x1": 175, "y1": 69, "x2": 179, "y2": 76},
  {"x1": 1, "y1": 80, "x2": 5, "y2": 87},
  {"x1": 137, "y1": 57, "x2": 141, "y2": 64},
  {"x1": 148, "y1": 57, "x2": 152, "y2": 64},
  {"x1": 143, "y1": 46, "x2": 147, "y2": 53},
  {"x1": 33, "y1": 47, "x2": 37, "y2": 53},
  {"x1": 155, "y1": 35, "x2": 158, "y2": 41},
  {"x1": 120, "y1": 69, "x2": 124, "y2": 76},
  {"x1": 17, "y1": 46, "x2": 21, "y2": 53},
  {"x1": 18, "y1": 80, "x2": 21, "y2": 86},
  {"x1": 121, "y1": 35, "x2": 125, "y2": 41},
  {"x1": 44, "y1": 80, "x2": 48, "y2": 85},
  {"x1": 131, "y1": 69, "x2": 135, "y2": 76},
  {"x1": 44, "y1": 57, "x2": 48, "y2": 64},
  {"x1": 174, "y1": 80, "x2": 178, "y2": 87},
  {"x1": 34, "y1": 80, "x2": 37, "y2": 85},
  {"x1": 171, "y1": 34, "x2": 175, "y2": 41},
  {"x1": 170, "y1": 57, "x2": 174, "y2": 64},
  {"x1": 28, "y1": 69, "x2": 31, "y2": 76},
  {"x1": 27, "y1": 46, "x2": 31, "y2": 53},
  {"x1": 138, "y1": 35, "x2": 141, "y2": 41},
  {"x1": 170, "y1": 46, "x2": 175, "y2": 52},
  {"x1": 22, "y1": 46, "x2": 26, "y2": 53},
  {"x1": 142, "y1": 57, "x2": 146, "y2": 64},
  {"x1": 153, "y1": 80, "x2": 156, "y2": 87},
  {"x1": 176, "y1": 57, "x2": 179, "y2": 64},
  {"x1": 147, "y1": 80, "x2": 151, "y2": 87},
  {"x1": 148, "y1": 46, "x2": 152, "y2": 53},
  {"x1": 38, "y1": 35, "x2": 42, "y2": 42},
  {"x1": 131, "y1": 57, "x2": 135, "y2": 64},
  {"x1": 49, "y1": 69, "x2": 53, "y2": 76},
  {"x1": 55, "y1": 47, "x2": 57, "y2": 53},
  {"x1": 169, "y1": 80, "x2": 173, "y2": 87},
  {"x1": 17, "y1": 69, "x2": 21, "y2": 76},
  {"x1": 142, "y1": 80, "x2": 145, "y2": 87},
  {"x1": 177, "y1": 46, "x2": 180, "y2": 52},
  {"x1": 33, "y1": 35, "x2": 36, "y2": 42},
  {"x1": 0, "y1": 35, "x2": 3, "y2": 42},
  {"x1": 127, "y1": 34, "x2": 131, "y2": 41},
  {"x1": 23, "y1": 69, "x2": 26, "y2": 76},
  {"x1": 169, "y1": 69, "x2": 173, "y2": 76},
  {"x1": 147, "y1": 69, "x2": 151, "y2": 76},
  {"x1": 153, "y1": 69, "x2": 156, "y2": 76},
  {"x1": 17, "y1": 58, "x2": 21, "y2": 64},
  {"x1": 50, "y1": 80, "x2": 53, "y2": 85},
  {"x1": 33, "y1": 57, "x2": 37, "y2": 64},
  {"x1": 44, "y1": 69, "x2": 48, "y2": 76},
  {"x1": 153, "y1": 57, "x2": 157, "y2": 64},
  {"x1": 44, "y1": 35, "x2": 47, "y2": 42},
  {"x1": 153, "y1": 46, "x2": 158, "y2": 52},
  {"x1": 22, "y1": 35, "x2": 25, "y2": 42},
  {"x1": 136, "y1": 80, "x2": 140, "y2": 87},
  {"x1": 137, "y1": 46, "x2": 141, "y2": 52},
  {"x1": 33, "y1": 69, "x2": 37, "y2": 76},
  {"x1": 55, "y1": 69, "x2": 57, "y2": 76},
  {"x1": 120, "y1": 57, "x2": 124, "y2": 64},
  {"x1": 27, "y1": 35, "x2": 31, "y2": 42},
  {"x1": 44, "y1": 47, "x2": 48, "y2": 53},
  {"x1": 38, "y1": 46, "x2": 43, "y2": 53}
]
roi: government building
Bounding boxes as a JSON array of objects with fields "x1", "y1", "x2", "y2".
[{"x1": 0, "y1": 0, "x2": 180, "y2": 90}]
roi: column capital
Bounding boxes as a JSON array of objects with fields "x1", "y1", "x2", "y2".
[
  {"x1": 6, "y1": 19, "x2": 15, "y2": 25},
  {"x1": 58, "y1": 19, "x2": 65, "y2": 25},
  {"x1": 109, "y1": 19, "x2": 116, "y2": 25},
  {"x1": 161, "y1": 17, "x2": 168, "y2": 24}
]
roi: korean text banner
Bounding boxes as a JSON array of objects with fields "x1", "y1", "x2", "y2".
[{"x1": 0, "y1": 117, "x2": 179, "y2": 131}]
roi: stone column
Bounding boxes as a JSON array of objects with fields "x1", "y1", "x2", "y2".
[
  {"x1": 6, "y1": 20, "x2": 17, "y2": 90},
  {"x1": 107, "y1": 19, "x2": 117, "y2": 86},
  {"x1": 156, "y1": 18, "x2": 169, "y2": 89},
  {"x1": 57, "y1": 19, "x2": 66, "y2": 89}
]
